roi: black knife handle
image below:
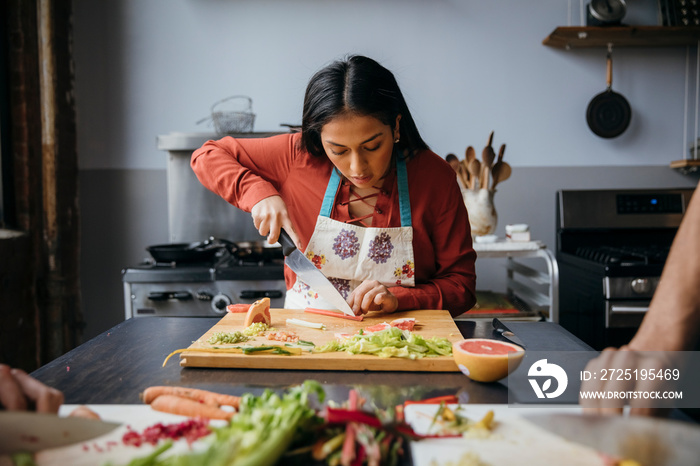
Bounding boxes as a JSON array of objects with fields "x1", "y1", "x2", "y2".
[
  {"x1": 278, "y1": 228, "x2": 297, "y2": 257},
  {"x1": 492, "y1": 318, "x2": 508, "y2": 333}
]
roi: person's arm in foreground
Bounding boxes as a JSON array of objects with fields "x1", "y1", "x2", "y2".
[{"x1": 581, "y1": 187, "x2": 700, "y2": 416}]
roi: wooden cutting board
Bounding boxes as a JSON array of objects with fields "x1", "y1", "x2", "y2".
[{"x1": 177, "y1": 309, "x2": 462, "y2": 371}]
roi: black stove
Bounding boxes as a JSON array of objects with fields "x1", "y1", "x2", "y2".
[
  {"x1": 556, "y1": 188, "x2": 694, "y2": 350},
  {"x1": 122, "y1": 244, "x2": 286, "y2": 318}
]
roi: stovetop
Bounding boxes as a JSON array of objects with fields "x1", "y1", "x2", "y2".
[
  {"x1": 572, "y1": 245, "x2": 669, "y2": 266},
  {"x1": 122, "y1": 249, "x2": 285, "y2": 283}
]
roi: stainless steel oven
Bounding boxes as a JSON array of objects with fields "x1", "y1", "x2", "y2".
[{"x1": 556, "y1": 188, "x2": 694, "y2": 350}]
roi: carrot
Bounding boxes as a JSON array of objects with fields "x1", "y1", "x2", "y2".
[
  {"x1": 141, "y1": 385, "x2": 241, "y2": 408},
  {"x1": 304, "y1": 307, "x2": 364, "y2": 321},
  {"x1": 149, "y1": 394, "x2": 234, "y2": 420}
]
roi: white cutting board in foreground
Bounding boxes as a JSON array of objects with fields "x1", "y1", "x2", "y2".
[
  {"x1": 406, "y1": 404, "x2": 607, "y2": 466},
  {"x1": 34, "y1": 405, "x2": 228, "y2": 466},
  {"x1": 34, "y1": 404, "x2": 608, "y2": 466}
]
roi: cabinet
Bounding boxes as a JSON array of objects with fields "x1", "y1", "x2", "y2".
[
  {"x1": 467, "y1": 242, "x2": 559, "y2": 323},
  {"x1": 543, "y1": 26, "x2": 700, "y2": 172}
]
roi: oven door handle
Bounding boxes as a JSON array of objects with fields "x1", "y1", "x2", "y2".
[
  {"x1": 606, "y1": 301, "x2": 649, "y2": 328},
  {"x1": 610, "y1": 305, "x2": 649, "y2": 313}
]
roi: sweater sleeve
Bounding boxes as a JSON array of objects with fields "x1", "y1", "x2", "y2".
[{"x1": 190, "y1": 133, "x2": 298, "y2": 212}]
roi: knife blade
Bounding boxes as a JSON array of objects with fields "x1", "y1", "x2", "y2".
[
  {"x1": 278, "y1": 229, "x2": 355, "y2": 316},
  {"x1": 492, "y1": 318, "x2": 526, "y2": 348},
  {"x1": 0, "y1": 411, "x2": 121, "y2": 454},
  {"x1": 524, "y1": 412, "x2": 700, "y2": 465}
]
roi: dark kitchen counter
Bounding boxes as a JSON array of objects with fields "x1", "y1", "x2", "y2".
[{"x1": 31, "y1": 316, "x2": 594, "y2": 406}]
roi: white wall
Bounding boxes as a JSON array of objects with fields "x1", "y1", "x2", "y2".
[{"x1": 75, "y1": 0, "x2": 697, "y2": 171}]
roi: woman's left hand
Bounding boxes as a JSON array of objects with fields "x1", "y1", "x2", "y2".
[{"x1": 348, "y1": 280, "x2": 398, "y2": 315}]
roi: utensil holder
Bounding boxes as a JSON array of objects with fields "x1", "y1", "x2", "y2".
[{"x1": 463, "y1": 188, "x2": 498, "y2": 238}]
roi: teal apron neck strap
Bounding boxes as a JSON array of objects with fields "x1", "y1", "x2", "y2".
[{"x1": 319, "y1": 154, "x2": 412, "y2": 227}]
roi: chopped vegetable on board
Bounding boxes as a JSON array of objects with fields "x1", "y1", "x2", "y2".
[{"x1": 315, "y1": 327, "x2": 452, "y2": 359}]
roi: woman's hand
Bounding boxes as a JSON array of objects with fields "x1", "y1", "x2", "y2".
[
  {"x1": 250, "y1": 195, "x2": 301, "y2": 247},
  {"x1": 348, "y1": 280, "x2": 398, "y2": 315},
  {"x1": 0, "y1": 364, "x2": 64, "y2": 413}
]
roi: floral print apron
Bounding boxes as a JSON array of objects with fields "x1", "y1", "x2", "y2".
[{"x1": 285, "y1": 156, "x2": 416, "y2": 310}]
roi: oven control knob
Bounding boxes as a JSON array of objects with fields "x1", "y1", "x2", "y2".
[
  {"x1": 631, "y1": 278, "x2": 651, "y2": 294},
  {"x1": 211, "y1": 293, "x2": 232, "y2": 314}
]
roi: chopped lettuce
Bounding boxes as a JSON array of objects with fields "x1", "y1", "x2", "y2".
[{"x1": 314, "y1": 327, "x2": 453, "y2": 359}]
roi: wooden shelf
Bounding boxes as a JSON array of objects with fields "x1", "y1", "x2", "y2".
[
  {"x1": 543, "y1": 26, "x2": 700, "y2": 49},
  {"x1": 670, "y1": 159, "x2": 700, "y2": 173}
]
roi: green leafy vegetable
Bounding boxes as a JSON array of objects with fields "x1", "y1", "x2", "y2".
[{"x1": 315, "y1": 327, "x2": 452, "y2": 359}]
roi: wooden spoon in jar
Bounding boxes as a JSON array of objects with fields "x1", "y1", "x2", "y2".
[
  {"x1": 468, "y1": 158, "x2": 482, "y2": 190},
  {"x1": 466, "y1": 146, "x2": 476, "y2": 164},
  {"x1": 491, "y1": 161, "x2": 512, "y2": 190}
]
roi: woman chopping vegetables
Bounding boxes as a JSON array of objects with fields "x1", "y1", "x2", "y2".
[{"x1": 191, "y1": 55, "x2": 476, "y2": 317}]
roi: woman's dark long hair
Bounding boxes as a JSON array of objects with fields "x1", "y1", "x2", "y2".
[{"x1": 300, "y1": 55, "x2": 429, "y2": 159}]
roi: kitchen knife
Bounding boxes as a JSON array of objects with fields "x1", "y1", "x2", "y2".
[
  {"x1": 278, "y1": 229, "x2": 356, "y2": 317},
  {"x1": 524, "y1": 412, "x2": 700, "y2": 465},
  {"x1": 0, "y1": 411, "x2": 121, "y2": 454},
  {"x1": 492, "y1": 318, "x2": 526, "y2": 348}
]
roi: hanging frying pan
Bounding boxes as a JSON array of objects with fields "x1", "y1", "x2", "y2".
[{"x1": 586, "y1": 51, "x2": 631, "y2": 138}]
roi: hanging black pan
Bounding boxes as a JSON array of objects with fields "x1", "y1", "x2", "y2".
[{"x1": 586, "y1": 51, "x2": 631, "y2": 138}]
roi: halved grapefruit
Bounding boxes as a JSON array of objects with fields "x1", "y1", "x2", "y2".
[{"x1": 452, "y1": 338, "x2": 525, "y2": 383}]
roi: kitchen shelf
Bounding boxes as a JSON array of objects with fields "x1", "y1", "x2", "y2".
[
  {"x1": 543, "y1": 26, "x2": 700, "y2": 49},
  {"x1": 670, "y1": 159, "x2": 700, "y2": 173}
]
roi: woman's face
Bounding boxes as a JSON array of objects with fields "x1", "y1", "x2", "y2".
[{"x1": 320, "y1": 113, "x2": 400, "y2": 189}]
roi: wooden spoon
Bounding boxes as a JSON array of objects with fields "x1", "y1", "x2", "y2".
[
  {"x1": 465, "y1": 146, "x2": 476, "y2": 164},
  {"x1": 491, "y1": 161, "x2": 512, "y2": 189},
  {"x1": 468, "y1": 158, "x2": 482, "y2": 189},
  {"x1": 497, "y1": 143, "x2": 506, "y2": 163},
  {"x1": 481, "y1": 145, "x2": 496, "y2": 189},
  {"x1": 459, "y1": 160, "x2": 471, "y2": 188}
]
